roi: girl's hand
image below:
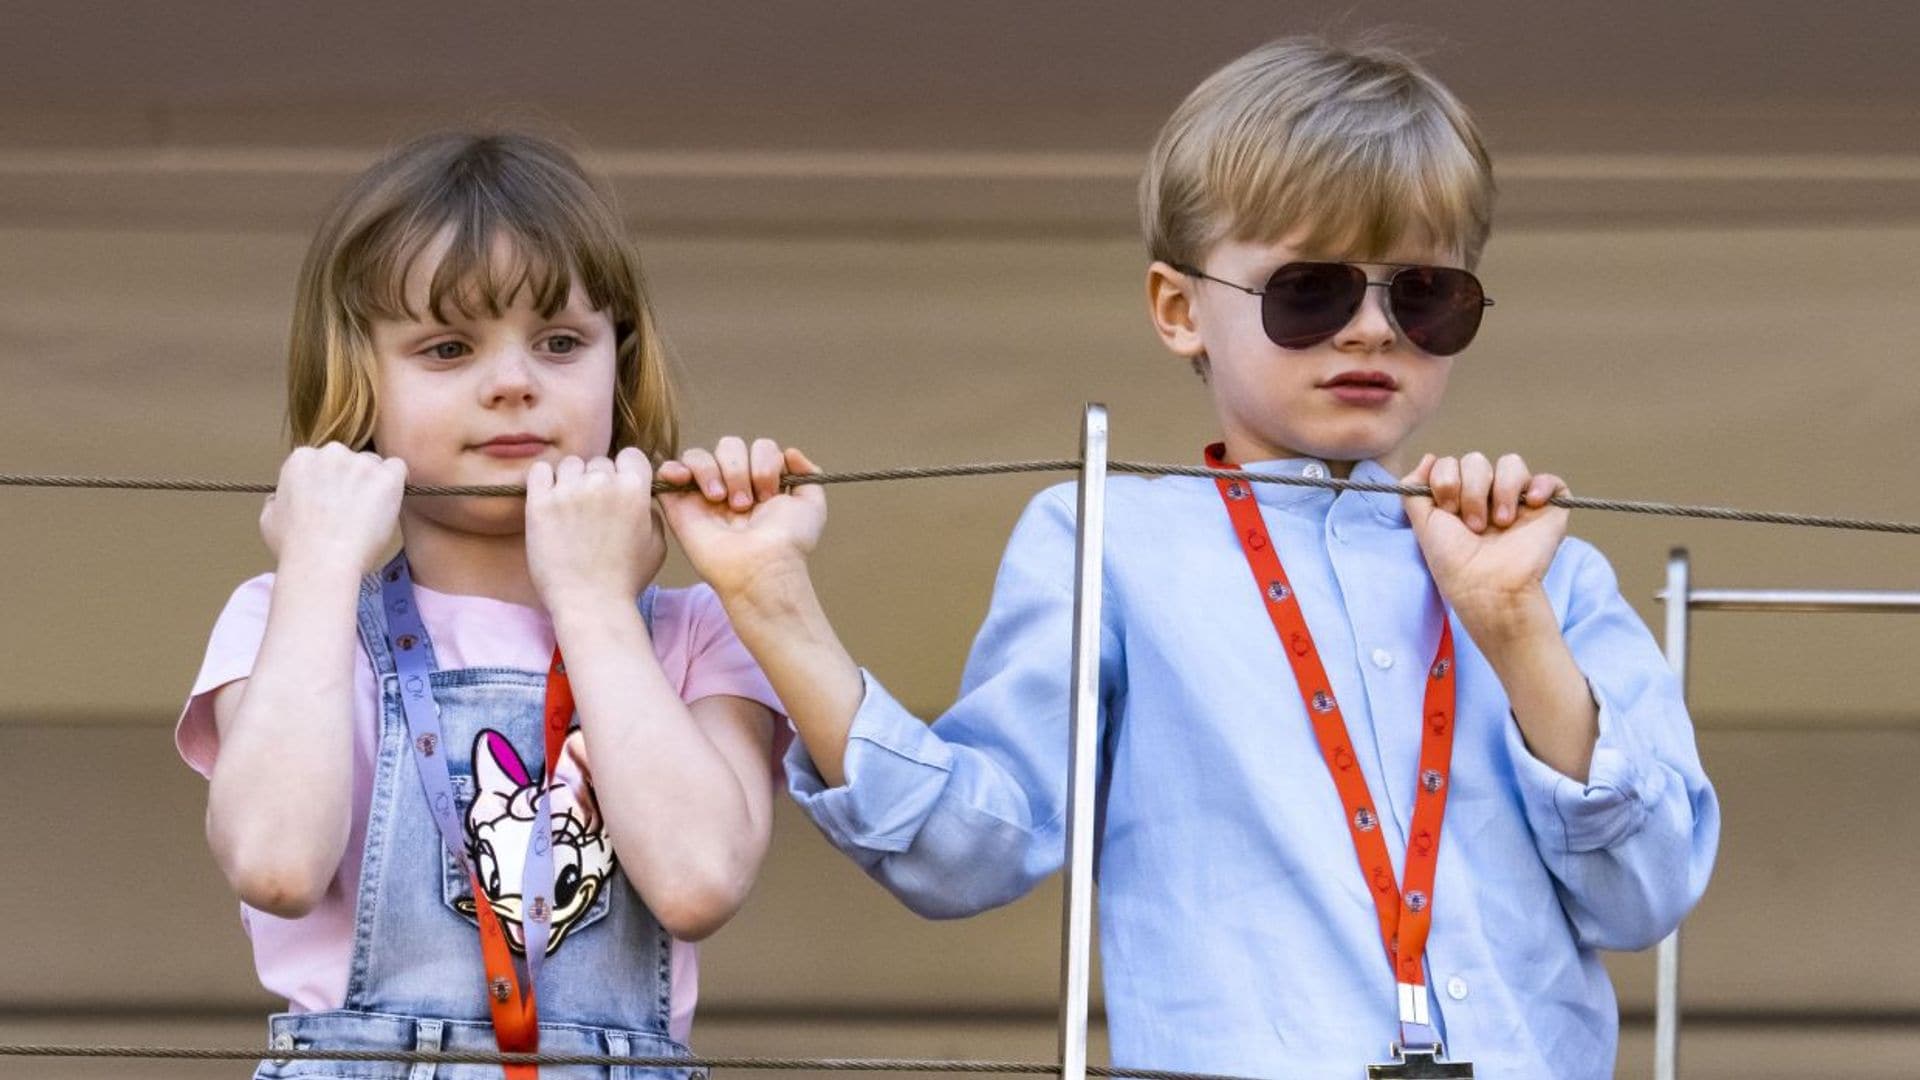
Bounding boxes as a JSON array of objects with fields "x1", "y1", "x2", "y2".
[
  {"x1": 260, "y1": 443, "x2": 407, "y2": 576},
  {"x1": 525, "y1": 448, "x2": 666, "y2": 614},
  {"x1": 658, "y1": 436, "x2": 826, "y2": 600},
  {"x1": 1402, "y1": 451, "x2": 1569, "y2": 637}
]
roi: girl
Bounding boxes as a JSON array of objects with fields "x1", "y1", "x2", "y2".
[{"x1": 177, "y1": 132, "x2": 783, "y2": 1078}]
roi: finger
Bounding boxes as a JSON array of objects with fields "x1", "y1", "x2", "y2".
[
  {"x1": 614, "y1": 448, "x2": 654, "y2": 503},
  {"x1": 556, "y1": 455, "x2": 586, "y2": 485},
  {"x1": 779, "y1": 443, "x2": 825, "y2": 503},
  {"x1": 1491, "y1": 453, "x2": 1529, "y2": 527},
  {"x1": 1459, "y1": 452, "x2": 1493, "y2": 532},
  {"x1": 525, "y1": 460, "x2": 556, "y2": 504},
  {"x1": 656, "y1": 460, "x2": 695, "y2": 496},
  {"x1": 784, "y1": 447, "x2": 823, "y2": 477},
  {"x1": 320, "y1": 442, "x2": 357, "y2": 470},
  {"x1": 258, "y1": 496, "x2": 283, "y2": 556},
  {"x1": 1399, "y1": 453, "x2": 1435, "y2": 490},
  {"x1": 1525, "y1": 472, "x2": 1569, "y2": 508},
  {"x1": 614, "y1": 446, "x2": 650, "y2": 478},
  {"x1": 750, "y1": 438, "x2": 784, "y2": 503},
  {"x1": 280, "y1": 446, "x2": 311, "y2": 480},
  {"x1": 713, "y1": 436, "x2": 752, "y2": 510},
  {"x1": 675, "y1": 448, "x2": 726, "y2": 502},
  {"x1": 581, "y1": 455, "x2": 616, "y2": 492},
  {"x1": 1428, "y1": 455, "x2": 1462, "y2": 517},
  {"x1": 1398, "y1": 453, "x2": 1436, "y2": 529}
]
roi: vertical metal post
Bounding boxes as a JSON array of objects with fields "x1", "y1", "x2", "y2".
[
  {"x1": 1653, "y1": 548, "x2": 1691, "y2": 1080},
  {"x1": 1058, "y1": 403, "x2": 1109, "y2": 1080}
]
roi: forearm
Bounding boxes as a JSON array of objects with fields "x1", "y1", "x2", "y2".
[
  {"x1": 552, "y1": 595, "x2": 770, "y2": 937},
  {"x1": 1461, "y1": 586, "x2": 1599, "y2": 783},
  {"x1": 204, "y1": 560, "x2": 360, "y2": 913},
  {"x1": 714, "y1": 560, "x2": 864, "y2": 787}
]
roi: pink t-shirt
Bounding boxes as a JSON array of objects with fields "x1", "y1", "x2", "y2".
[{"x1": 177, "y1": 574, "x2": 786, "y2": 1045}]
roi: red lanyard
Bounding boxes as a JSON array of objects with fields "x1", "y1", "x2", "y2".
[
  {"x1": 483, "y1": 649, "x2": 572, "y2": 1076},
  {"x1": 382, "y1": 557, "x2": 575, "y2": 1077},
  {"x1": 1206, "y1": 444, "x2": 1458, "y2": 1028},
  {"x1": 445, "y1": 650, "x2": 571, "y2": 1079}
]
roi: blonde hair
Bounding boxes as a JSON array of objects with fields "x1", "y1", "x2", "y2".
[
  {"x1": 1141, "y1": 37, "x2": 1494, "y2": 270},
  {"x1": 286, "y1": 131, "x2": 679, "y2": 458}
]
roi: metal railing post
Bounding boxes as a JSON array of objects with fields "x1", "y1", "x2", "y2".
[
  {"x1": 1648, "y1": 560, "x2": 1920, "y2": 1080},
  {"x1": 1058, "y1": 403, "x2": 1109, "y2": 1080},
  {"x1": 1653, "y1": 548, "x2": 1691, "y2": 1080}
]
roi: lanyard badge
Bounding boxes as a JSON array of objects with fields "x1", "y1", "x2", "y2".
[
  {"x1": 1206, "y1": 446, "x2": 1472, "y2": 1078},
  {"x1": 381, "y1": 555, "x2": 573, "y2": 1078}
]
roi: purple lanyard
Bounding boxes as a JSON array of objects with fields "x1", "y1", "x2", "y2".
[{"x1": 380, "y1": 555, "x2": 559, "y2": 992}]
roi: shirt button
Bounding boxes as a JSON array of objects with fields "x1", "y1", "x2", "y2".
[
  {"x1": 1372, "y1": 648, "x2": 1394, "y2": 670},
  {"x1": 1302, "y1": 462, "x2": 1329, "y2": 480},
  {"x1": 1446, "y1": 976, "x2": 1469, "y2": 1000}
]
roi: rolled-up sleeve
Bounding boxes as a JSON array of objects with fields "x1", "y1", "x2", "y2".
[
  {"x1": 1509, "y1": 539, "x2": 1721, "y2": 951},
  {"x1": 785, "y1": 486, "x2": 1125, "y2": 919}
]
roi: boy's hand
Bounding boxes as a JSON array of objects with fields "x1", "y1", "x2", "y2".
[
  {"x1": 260, "y1": 443, "x2": 407, "y2": 577},
  {"x1": 525, "y1": 448, "x2": 666, "y2": 614},
  {"x1": 1402, "y1": 452, "x2": 1569, "y2": 637},
  {"x1": 658, "y1": 436, "x2": 826, "y2": 600}
]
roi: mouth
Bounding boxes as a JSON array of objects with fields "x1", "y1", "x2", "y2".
[
  {"x1": 1318, "y1": 370, "x2": 1399, "y2": 406},
  {"x1": 472, "y1": 434, "x2": 553, "y2": 459},
  {"x1": 1319, "y1": 370, "x2": 1399, "y2": 391}
]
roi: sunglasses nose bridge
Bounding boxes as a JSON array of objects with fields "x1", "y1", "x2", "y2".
[{"x1": 1336, "y1": 277, "x2": 1399, "y2": 343}]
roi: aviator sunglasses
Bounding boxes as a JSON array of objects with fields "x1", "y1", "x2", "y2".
[{"x1": 1173, "y1": 261, "x2": 1493, "y2": 357}]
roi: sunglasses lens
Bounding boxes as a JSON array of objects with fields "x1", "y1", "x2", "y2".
[
  {"x1": 1260, "y1": 263, "x2": 1366, "y2": 349},
  {"x1": 1388, "y1": 267, "x2": 1485, "y2": 356}
]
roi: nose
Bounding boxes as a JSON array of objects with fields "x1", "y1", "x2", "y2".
[
  {"x1": 479, "y1": 345, "x2": 538, "y2": 408},
  {"x1": 1333, "y1": 280, "x2": 1397, "y2": 352}
]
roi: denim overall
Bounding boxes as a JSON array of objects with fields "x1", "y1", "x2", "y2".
[{"x1": 257, "y1": 572, "x2": 701, "y2": 1079}]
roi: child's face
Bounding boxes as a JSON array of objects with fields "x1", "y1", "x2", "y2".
[
  {"x1": 1153, "y1": 230, "x2": 1461, "y2": 469},
  {"x1": 368, "y1": 234, "x2": 619, "y2": 535}
]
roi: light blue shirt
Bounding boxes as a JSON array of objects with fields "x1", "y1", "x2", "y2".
[{"x1": 787, "y1": 459, "x2": 1720, "y2": 1079}]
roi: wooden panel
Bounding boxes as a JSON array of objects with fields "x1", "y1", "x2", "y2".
[{"x1": 2, "y1": 724, "x2": 1914, "y2": 1017}]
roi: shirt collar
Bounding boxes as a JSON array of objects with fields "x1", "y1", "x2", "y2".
[{"x1": 1212, "y1": 451, "x2": 1410, "y2": 528}]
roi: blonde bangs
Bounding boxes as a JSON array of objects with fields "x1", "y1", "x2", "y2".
[
  {"x1": 1144, "y1": 38, "x2": 1495, "y2": 271},
  {"x1": 1223, "y1": 102, "x2": 1493, "y2": 267}
]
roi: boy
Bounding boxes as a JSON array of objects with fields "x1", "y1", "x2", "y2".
[{"x1": 661, "y1": 37, "x2": 1719, "y2": 1079}]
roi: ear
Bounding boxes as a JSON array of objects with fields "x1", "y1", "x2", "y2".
[{"x1": 1146, "y1": 261, "x2": 1208, "y2": 368}]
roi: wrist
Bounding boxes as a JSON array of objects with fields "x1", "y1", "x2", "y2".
[
  {"x1": 544, "y1": 585, "x2": 644, "y2": 631},
  {"x1": 717, "y1": 556, "x2": 818, "y2": 621},
  {"x1": 1449, "y1": 583, "x2": 1556, "y2": 648},
  {"x1": 274, "y1": 547, "x2": 374, "y2": 591}
]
